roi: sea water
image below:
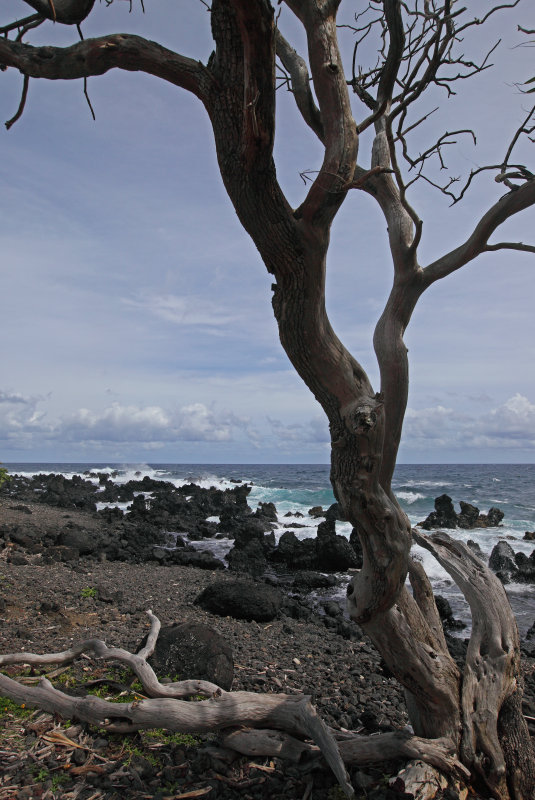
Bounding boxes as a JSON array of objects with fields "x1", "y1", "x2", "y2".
[{"x1": 5, "y1": 462, "x2": 535, "y2": 636}]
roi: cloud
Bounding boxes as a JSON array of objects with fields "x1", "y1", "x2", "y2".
[
  {"x1": 0, "y1": 391, "x2": 36, "y2": 405},
  {"x1": 123, "y1": 293, "x2": 242, "y2": 332},
  {"x1": 0, "y1": 394, "x2": 260, "y2": 451},
  {"x1": 470, "y1": 394, "x2": 535, "y2": 448},
  {"x1": 62, "y1": 402, "x2": 250, "y2": 444},
  {"x1": 0, "y1": 391, "x2": 51, "y2": 438},
  {"x1": 402, "y1": 394, "x2": 535, "y2": 453},
  {"x1": 268, "y1": 415, "x2": 330, "y2": 445},
  {"x1": 3, "y1": 386, "x2": 535, "y2": 460}
]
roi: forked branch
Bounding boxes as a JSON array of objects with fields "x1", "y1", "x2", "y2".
[{"x1": 0, "y1": 609, "x2": 475, "y2": 797}]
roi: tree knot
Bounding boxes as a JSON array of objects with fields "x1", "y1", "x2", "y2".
[{"x1": 340, "y1": 398, "x2": 382, "y2": 436}]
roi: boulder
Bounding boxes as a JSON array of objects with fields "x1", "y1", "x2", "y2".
[
  {"x1": 143, "y1": 621, "x2": 234, "y2": 690},
  {"x1": 488, "y1": 541, "x2": 518, "y2": 583},
  {"x1": 57, "y1": 528, "x2": 100, "y2": 556},
  {"x1": 226, "y1": 539, "x2": 267, "y2": 576},
  {"x1": 419, "y1": 495, "x2": 504, "y2": 530},
  {"x1": 483, "y1": 507, "x2": 505, "y2": 527},
  {"x1": 418, "y1": 494, "x2": 458, "y2": 529},
  {"x1": 308, "y1": 506, "x2": 325, "y2": 518},
  {"x1": 170, "y1": 549, "x2": 225, "y2": 570},
  {"x1": 323, "y1": 600, "x2": 343, "y2": 618},
  {"x1": 226, "y1": 526, "x2": 275, "y2": 576},
  {"x1": 269, "y1": 530, "x2": 318, "y2": 570},
  {"x1": 195, "y1": 580, "x2": 283, "y2": 622},
  {"x1": 8, "y1": 529, "x2": 38, "y2": 549},
  {"x1": 458, "y1": 502, "x2": 480, "y2": 528},
  {"x1": 255, "y1": 502, "x2": 278, "y2": 522},
  {"x1": 292, "y1": 571, "x2": 337, "y2": 590},
  {"x1": 7, "y1": 553, "x2": 28, "y2": 565},
  {"x1": 434, "y1": 595, "x2": 466, "y2": 630},
  {"x1": 316, "y1": 519, "x2": 360, "y2": 571},
  {"x1": 514, "y1": 550, "x2": 535, "y2": 584},
  {"x1": 349, "y1": 528, "x2": 364, "y2": 568},
  {"x1": 43, "y1": 545, "x2": 79, "y2": 563},
  {"x1": 232, "y1": 522, "x2": 273, "y2": 549},
  {"x1": 325, "y1": 503, "x2": 347, "y2": 522},
  {"x1": 526, "y1": 621, "x2": 535, "y2": 641}
]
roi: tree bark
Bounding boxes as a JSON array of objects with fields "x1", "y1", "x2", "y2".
[{"x1": 414, "y1": 531, "x2": 535, "y2": 799}]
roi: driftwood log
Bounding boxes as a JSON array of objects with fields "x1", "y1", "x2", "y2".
[{"x1": 0, "y1": 606, "x2": 471, "y2": 799}]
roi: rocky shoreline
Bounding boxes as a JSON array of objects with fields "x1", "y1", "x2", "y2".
[
  {"x1": 1, "y1": 473, "x2": 535, "y2": 798},
  {"x1": 0, "y1": 505, "x2": 410, "y2": 800}
]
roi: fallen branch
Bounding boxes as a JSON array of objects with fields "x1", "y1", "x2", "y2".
[
  {"x1": 0, "y1": 609, "x2": 353, "y2": 798},
  {"x1": 0, "y1": 609, "x2": 474, "y2": 796}
]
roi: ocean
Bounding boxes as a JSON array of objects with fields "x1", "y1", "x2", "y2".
[{"x1": 5, "y1": 462, "x2": 535, "y2": 636}]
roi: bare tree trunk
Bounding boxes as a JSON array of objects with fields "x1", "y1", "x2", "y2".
[
  {"x1": 201, "y1": 5, "x2": 535, "y2": 798},
  {"x1": 414, "y1": 532, "x2": 535, "y2": 799}
]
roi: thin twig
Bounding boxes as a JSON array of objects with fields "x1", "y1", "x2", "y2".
[
  {"x1": 0, "y1": 14, "x2": 41, "y2": 37},
  {"x1": 84, "y1": 77, "x2": 96, "y2": 120},
  {"x1": 484, "y1": 241, "x2": 535, "y2": 254},
  {"x1": 5, "y1": 74, "x2": 29, "y2": 130}
]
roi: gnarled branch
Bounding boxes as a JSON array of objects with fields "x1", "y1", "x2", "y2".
[{"x1": 0, "y1": 34, "x2": 211, "y2": 102}]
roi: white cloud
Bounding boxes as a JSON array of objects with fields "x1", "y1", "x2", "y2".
[
  {"x1": 268, "y1": 415, "x2": 330, "y2": 445},
  {"x1": 0, "y1": 395, "x2": 259, "y2": 451},
  {"x1": 62, "y1": 402, "x2": 243, "y2": 444},
  {"x1": 0, "y1": 391, "x2": 36, "y2": 405},
  {"x1": 469, "y1": 394, "x2": 535, "y2": 448},
  {"x1": 123, "y1": 293, "x2": 242, "y2": 331},
  {"x1": 0, "y1": 392, "x2": 51, "y2": 444},
  {"x1": 402, "y1": 394, "x2": 535, "y2": 454},
  {"x1": 5, "y1": 389, "x2": 535, "y2": 460}
]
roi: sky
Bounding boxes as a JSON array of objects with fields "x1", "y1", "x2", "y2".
[{"x1": 0, "y1": 0, "x2": 534, "y2": 465}]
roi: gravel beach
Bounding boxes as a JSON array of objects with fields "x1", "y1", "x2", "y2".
[
  {"x1": 1, "y1": 499, "x2": 534, "y2": 800},
  {"x1": 0, "y1": 501, "x2": 411, "y2": 800}
]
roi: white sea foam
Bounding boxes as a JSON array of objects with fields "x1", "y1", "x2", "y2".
[
  {"x1": 393, "y1": 480, "x2": 451, "y2": 488},
  {"x1": 95, "y1": 501, "x2": 131, "y2": 512},
  {"x1": 396, "y1": 491, "x2": 425, "y2": 504},
  {"x1": 184, "y1": 536, "x2": 234, "y2": 561},
  {"x1": 171, "y1": 474, "x2": 237, "y2": 492}
]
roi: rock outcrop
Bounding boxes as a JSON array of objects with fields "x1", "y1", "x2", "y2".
[{"x1": 418, "y1": 494, "x2": 504, "y2": 530}]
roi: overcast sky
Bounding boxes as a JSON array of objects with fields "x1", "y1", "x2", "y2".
[{"x1": 0, "y1": 0, "x2": 534, "y2": 465}]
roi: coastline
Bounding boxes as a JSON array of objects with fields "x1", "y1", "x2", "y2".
[
  {"x1": 0, "y1": 501, "x2": 412, "y2": 800},
  {"x1": 1, "y1": 479, "x2": 535, "y2": 799}
]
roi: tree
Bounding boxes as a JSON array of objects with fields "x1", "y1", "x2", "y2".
[{"x1": 0, "y1": 1, "x2": 534, "y2": 798}]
